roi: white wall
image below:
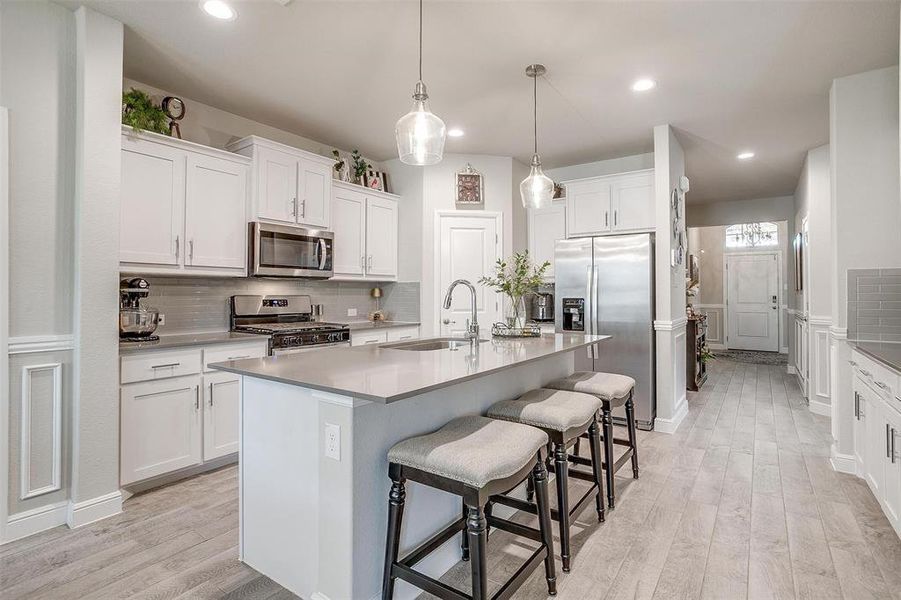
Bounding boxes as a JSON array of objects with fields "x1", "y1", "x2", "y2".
[
  {"x1": 686, "y1": 195, "x2": 796, "y2": 228},
  {"x1": 546, "y1": 152, "x2": 655, "y2": 182},
  {"x1": 830, "y1": 66, "x2": 901, "y2": 471}
]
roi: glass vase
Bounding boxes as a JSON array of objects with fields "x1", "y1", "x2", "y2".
[{"x1": 504, "y1": 295, "x2": 527, "y2": 329}]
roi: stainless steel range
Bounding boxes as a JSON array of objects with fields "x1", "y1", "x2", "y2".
[{"x1": 230, "y1": 295, "x2": 350, "y2": 355}]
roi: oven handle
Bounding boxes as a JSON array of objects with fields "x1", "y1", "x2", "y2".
[{"x1": 317, "y1": 238, "x2": 328, "y2": 270}]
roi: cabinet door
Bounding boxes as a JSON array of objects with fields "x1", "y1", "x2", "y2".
[
  {"x1": 528, "y1": 200, "x2": 566, "y2": 279},
  {"x1": 566, "y1": 179, "x2": 611, "y2": 237},
  {"x1": 120, "y1": 137, "x2": 185, "y2": 265},
  {"x1": 385, "y1": 326, "x2": 420, "y2": 342},
  {"x1": 185, "y1": 154, "x2": 247, "y2": 270},
  {"x1": 297, "y1": 159, "x2": 331, "y2": 229},
  {"x1": 203, "y1": 372, "x2": 240, "y2": 461},
  {"x1": 121, "y1": 376, "x2": 202, "y2": 485},
  {"x1": 331, "y1": 187, "x2": 366, "y2": 276},
  {"x1": 612, "y1": 171, "x2": 654, "y2": 231},
  {"x1": 882, "y1": 406, "x2": 901, "y2": 529},
  {"x1": 365, "y1": 196, "x2": 398, "y2": 278},
  {"x1": 864, "y1": 388, "x2": 885, "y2": 496},
  {"x1": 256, "y1": 146, "x2": 297, "y2": 223}
]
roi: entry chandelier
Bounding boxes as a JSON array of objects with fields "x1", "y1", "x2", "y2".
[
  {"x1": 395, "y1": 0, "x2": 446, "y2": 165},
  {"x1": 520, "y1": 64, "x2": 554, "y2": 209}
]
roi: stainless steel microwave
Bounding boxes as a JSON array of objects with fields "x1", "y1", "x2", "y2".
[{"x1": 249, "y1": 222, "x2": 333, "y2": 278}]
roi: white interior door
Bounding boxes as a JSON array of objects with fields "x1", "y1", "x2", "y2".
[
  {"x1": 437, "y1": 212, "x2": 501, "y2": 337},
  {"x1": 726, "y1": 253, "x2": 780, "y2": 351}
]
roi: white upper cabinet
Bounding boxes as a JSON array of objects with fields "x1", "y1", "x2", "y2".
[
  {"x1": 612, "y1": 171, "x2": 655, "y2": 232},
  {"x1": 566, "y1": 178, "x2": 611, "y2": 237},
  {"x1": 120, "y1": 127, "x2": 250, "y2": 277},
  {"x1": 228, "y1": 136, "x2": 333, "y2": 230},
  {"x1": 528, "y1": 199, "x2": 566, "y2": 279},
  {"x1": 121, "y1": 135, "x2": 185, "y2": 266},
  {"x1": 332, "y1": 185, "x2": 367, "y2": 277},
  {"x1": 185, "y1": 153, "x2": 248, "y2": 270},
  {"x1": 331, "y1": 181, "x2": 398, "y2": 281},
  {"x1": 564, "y1": 169, "x2": 654, "y2": 238}
]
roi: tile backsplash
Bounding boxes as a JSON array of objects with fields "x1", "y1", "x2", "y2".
[
  {"x1": 138, "y1": 277, "x2": 420, "y2": 335},
  {"x1": 847, "y1": 268, "x2": 901, "y2": 342}
]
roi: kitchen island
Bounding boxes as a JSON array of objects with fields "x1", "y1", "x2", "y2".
[{"x1": 211, "y1": 333, "x2": 607, "y2": 600}]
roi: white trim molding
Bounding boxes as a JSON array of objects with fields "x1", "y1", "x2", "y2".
[
  {"x1": 655, "y1": 400, "x2": 689, "y2": 434},
  {"x1": 19, "y1": 363, "x2": 63, "y2": 500},
  {"x1": 3, "y1": 501, "x2": 68, "y2": 545},
  {"x1": 830, "y1": 446, "x2": 857, "y2": 475},
  {"x1": 809, "y1": 398, "x2": 831, "y2": 417},
  {"x1": 653, "y1": 317, "x2": 688, "y2": 331},
  {"x1": 809, "y1": 316, "x2": 832, "y2": 414},
  {"x1": 829, "y1": 326, "x2": 848, "y2": 340},
  {"x1": 8, "y1": 335, "x2": 75, "y2": 355},
  {"x1": 67, "y1": 490, "x2": 123, "y2": 528},
  {"x1": 0, "y1": 107, "x2": 10, "y2": 544}
]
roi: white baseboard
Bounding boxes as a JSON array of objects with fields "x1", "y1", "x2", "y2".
[
  {"x1": 830, "y1": 446, "x2": 857, "y2": 475},
  {"x1": 67, "y1": 490, "x2": 122, "y2": 528},
  {"x1": 787, "y1": 365, "x2": 797, "y2": 375},
  {"x1": 655, "y1": 400, "x2": 689, "y2": 434},
  {"x1": 3, "y1": 501, "x2": 68, "y2": 544},
  {"x1": 709, "y1": 343, "x2": 726, "y2": 351},
  {"x1": 780, "y1": 346, "x2": 789, "y2": 354},
  {"x1": 809, "y1": 398, "x2": 831, "y2": 417}
]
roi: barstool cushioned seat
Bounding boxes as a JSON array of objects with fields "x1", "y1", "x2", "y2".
[
  {"x1": 387, "y1": 415, "x2": 548, "y2": 488},
  {"x1": 487, "y1": 388, "x2": 602, "y2": 432},
  {"x1": 547, "y1": 372, "x2": 636, "y2": 407}
]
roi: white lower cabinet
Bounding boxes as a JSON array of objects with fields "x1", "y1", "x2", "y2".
[
  {"x1": 851, "y1": 350, "x2": 901, "y2": 538},
  {"x1": 203, "y1": 372, "x2": 241, "y2": 461},
  {"x1": 121, "y1": 375, "x2": 203, "y2": 485},
  {"x1": 386, "y1": 326, "x2": 420, "y2": 342},
  {"x1": 120, "y1": 339, "x2": 267, "y2": 486},
  {"x1": 351, "y1": 331, "x2": 388, "y2": 347}
]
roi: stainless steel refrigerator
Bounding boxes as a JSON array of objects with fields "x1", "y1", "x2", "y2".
[{"x1": 554, "y1": 234, "x2": 657, "y2": 430}]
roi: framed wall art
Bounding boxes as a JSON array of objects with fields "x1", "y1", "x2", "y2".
[{"x1": 455, "y1": 163, "x2": 483, "y2": 204}]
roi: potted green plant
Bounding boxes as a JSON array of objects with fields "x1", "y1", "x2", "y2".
[
  {"x1": 351, "y1": 149, "x2": 370, "y2": 186},
  {"x1": 121, "y1": 88, "x2": 169, "y2": 135},
  {"x1": 479, "y1": 251, "x2": 550, "y2": 329}
]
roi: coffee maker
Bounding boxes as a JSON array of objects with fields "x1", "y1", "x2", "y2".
[{"x1": 119, "y1": 277, "x2": 160, "y2": 341}]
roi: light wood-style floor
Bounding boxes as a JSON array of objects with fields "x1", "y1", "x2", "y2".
[{"x1": 2, "y1": 359, "x2": 900, "y2": 599}]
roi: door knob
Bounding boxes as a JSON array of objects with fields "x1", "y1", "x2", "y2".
[{"x1": 443, "y1": 318, "x2": 453, "y2": 325}]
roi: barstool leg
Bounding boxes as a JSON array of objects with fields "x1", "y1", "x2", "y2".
[
  {"x1": 525, "y1": 475, "x2": 535, "y2": 503},
  {"x1": 587, "y1": 418, "x2": 606, "y2": 522},
  {"x1": 625, "y1": 393, "x2": 640, "y2": 479},
  {"x1": 601, "y1": 404, "x2": 616, "y2": 509},
  {"x1": 553, "y1": 443, "x2": 572, "y2": 572},
  {"x1": 460, "y1": 503, "x2": 470, "y2": 561},
  {"x1": 466, "y1": 505, "x2": 489, "y2": 600},
  {"x1": 382, "y1": 475, "x2": 406, "y2": 600},
  {"x1": 532, "y1": 456, "x2": 558, "y2": 596}
]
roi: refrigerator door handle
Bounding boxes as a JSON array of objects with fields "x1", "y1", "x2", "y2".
[
  {"x1": 585, "y1": 264, "x2": 594, "y2": 358},
  {"x1": 589, "y1": 264, "x2": 599, "y2": 359}
]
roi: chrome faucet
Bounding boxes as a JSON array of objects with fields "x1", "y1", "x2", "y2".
[{"x1": 443, "y1": 279, "x2": 480, "y2": 340}]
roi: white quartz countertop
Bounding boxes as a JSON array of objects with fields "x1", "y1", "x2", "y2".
[
  {"x1": 119, "y1": 331, "x2": 268, "y2": 354},
  {"x1": 210, "y1": 333, "x2": 609, "y2": 403},
  {"x1": 345, "y1": 320, "x2": 420, "y2": 331}
]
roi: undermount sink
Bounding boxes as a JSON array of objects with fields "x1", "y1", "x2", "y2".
[{"x1": 382, "y1": 337, "x2": 488, "y2": 352}]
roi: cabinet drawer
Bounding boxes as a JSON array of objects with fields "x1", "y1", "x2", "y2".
[
  {"x1": 351, "y1": 331, "x2": 388, "y2": 347},
  {"x1": 121, "y1": 348, "x2": 202, "y2": 384},
  {"x1": 203, "y1": 342, "x2": 268, "y2": 372},
  {"x1": 852, "y1": 351, "x2": 898, "y2": 400},
  {"x1": 386, "y1": 326, "x2": 420, "y2": 342}
]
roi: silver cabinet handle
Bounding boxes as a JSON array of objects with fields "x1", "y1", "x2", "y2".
[
  {"x1": 604, "y1": 212, "x2": 609, "y2": 227},
  {"x1": 874, "y1": 380, "x2": 890, "y2": 391},
  {"x1": 291, "y1": 197, "x2": 297, "y2": 218},
  {"x1": 195, "y1": 386, "x2": 200, "y2": 410},
  {"x1": 151, "y1": 362, "x2": 180, "y2": 369},
  {"x1": 300, "y1": 199, "x2": 306, "y2": 218},
  {"x1": 361, "y1": 255, "x2": 365, "y2": 271},
  {"x1": 364, "y1": 339, "x2": 379, "y2": 344},
  {"x1": 368, "y1": 255, "x2": 373, "y2": 269},
  {"x1": 854, "y1": 391, "x2": 860, "y2": 419},
  {"x1": 614, "y1": 210, "x2": 618, "y2": 226},
  {"x1": 227, "y1": 355, "x2": 250, "y2": 361},
  {"x1": 849, "y1": 360, "x2": 858, "y2": 367},
  {"x1": 209, "y1": 382, "x2": 214, "y2": 407},
  {"x1": 888, "y1": 423, "x2": 892, "y2": 459},
  {"x1": 175, "y1": 235, "x2": 180, "y2": 259},
  {"x1": 892, "y1": 427, "x2": 897, "y2": 464},
  {"x1": 860, "y1": 369, "x2": 872, "y2": 378},
  {"x1": 189, "y1": 239, "x2": 194, "y2": 263}
]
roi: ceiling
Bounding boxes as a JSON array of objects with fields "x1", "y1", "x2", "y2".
[{"x1": 73, "y1": 0, "x2": 899, "y2": 203}]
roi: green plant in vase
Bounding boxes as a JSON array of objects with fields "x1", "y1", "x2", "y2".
[
  {"x1": 699, "y1": 343, "x2": 716, "y2": 363},
  {"x1": 479, "y1": 251, "x2": 550, "y2": 329},
  {"x1": 351, "y1": 149, "x2": 370, "y2": 185},
  {"x1": 121, "y1": 88, "x2": 169, "y2": 135}
]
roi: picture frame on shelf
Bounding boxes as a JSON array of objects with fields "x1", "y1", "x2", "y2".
[
  {"x1": 365, "y1": 168, "x2": 389, "y2": 193},
  {"x1": 455, "y1": 163, "x2": 483, "y2": 204}
]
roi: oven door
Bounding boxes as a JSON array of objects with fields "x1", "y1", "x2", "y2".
[
  {"x1": 271, "y1": 342, "x2": 350, "y2": 356},
  {"x1": 251, "y1": 222, "x2": 334, "y2": 278}
]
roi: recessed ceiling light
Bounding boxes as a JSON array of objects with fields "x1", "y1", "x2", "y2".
[
  {"x1": 631, "y1": 78, "x2": 656, "y2": 92},
  {"x1": 201, "y1": 0, "x2": 236, "y2": 20},
  {"x1": 737, "y1": 151, "x2": 755, "y2": 160},
  {"x1": 447, "y1": 128, "x2": 464, "y2": 138}
]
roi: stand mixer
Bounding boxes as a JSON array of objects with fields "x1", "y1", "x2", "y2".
[{"x1": 119, "y1": 277, "x2": 160, "y2": 341}]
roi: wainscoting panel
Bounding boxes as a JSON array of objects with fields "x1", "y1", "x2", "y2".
[
  {"x1": 19, "y1": 363, "x2": 62, "y2": 499},
  {"x1": 694, "y1": 304, "x2": 724, "y2": 348},
  {"x1": 809, "y1": 317, "x2": 831, "y2": 415}
]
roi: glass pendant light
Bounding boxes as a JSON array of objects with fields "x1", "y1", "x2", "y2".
[
  {"x1": 395, "y1": 0, "x2": 446, "y2": 165},
  {"x1": 520, "y1": 64, "x2": 554, "y2": 209}
]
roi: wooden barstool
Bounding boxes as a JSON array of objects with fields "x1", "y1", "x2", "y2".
[
  {"x1": 546, "y1": 372, "x2": 639, "y2": 509},
  {"x1": 485, "y1": 388, "x2": 605, "y2": 572},
  {"x1": 382, "y1": 415, "x2": 558, "y2": 599}
]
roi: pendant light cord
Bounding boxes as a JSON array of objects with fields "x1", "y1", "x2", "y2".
[
  {"x1": 533, "y1": 72, "x2": 538, "y2": 155},
  {"x1": 419, "y1": 0, "x2": 423, "y2": 82}
]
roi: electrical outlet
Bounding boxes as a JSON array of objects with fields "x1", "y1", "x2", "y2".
[
  {"x1": 324, "y1": 423, "x2": 341, "y2": 461},
  {"x1": 158, "y1": 314, "x2": 165, "y2": 326},
  {"x1": 347, "y1": 308, "x2": 358, "y2": 317}
]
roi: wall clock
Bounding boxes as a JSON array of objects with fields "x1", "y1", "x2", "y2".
[{"x1": 455, "y1": 164, "x2": 483, "y2": 204}]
